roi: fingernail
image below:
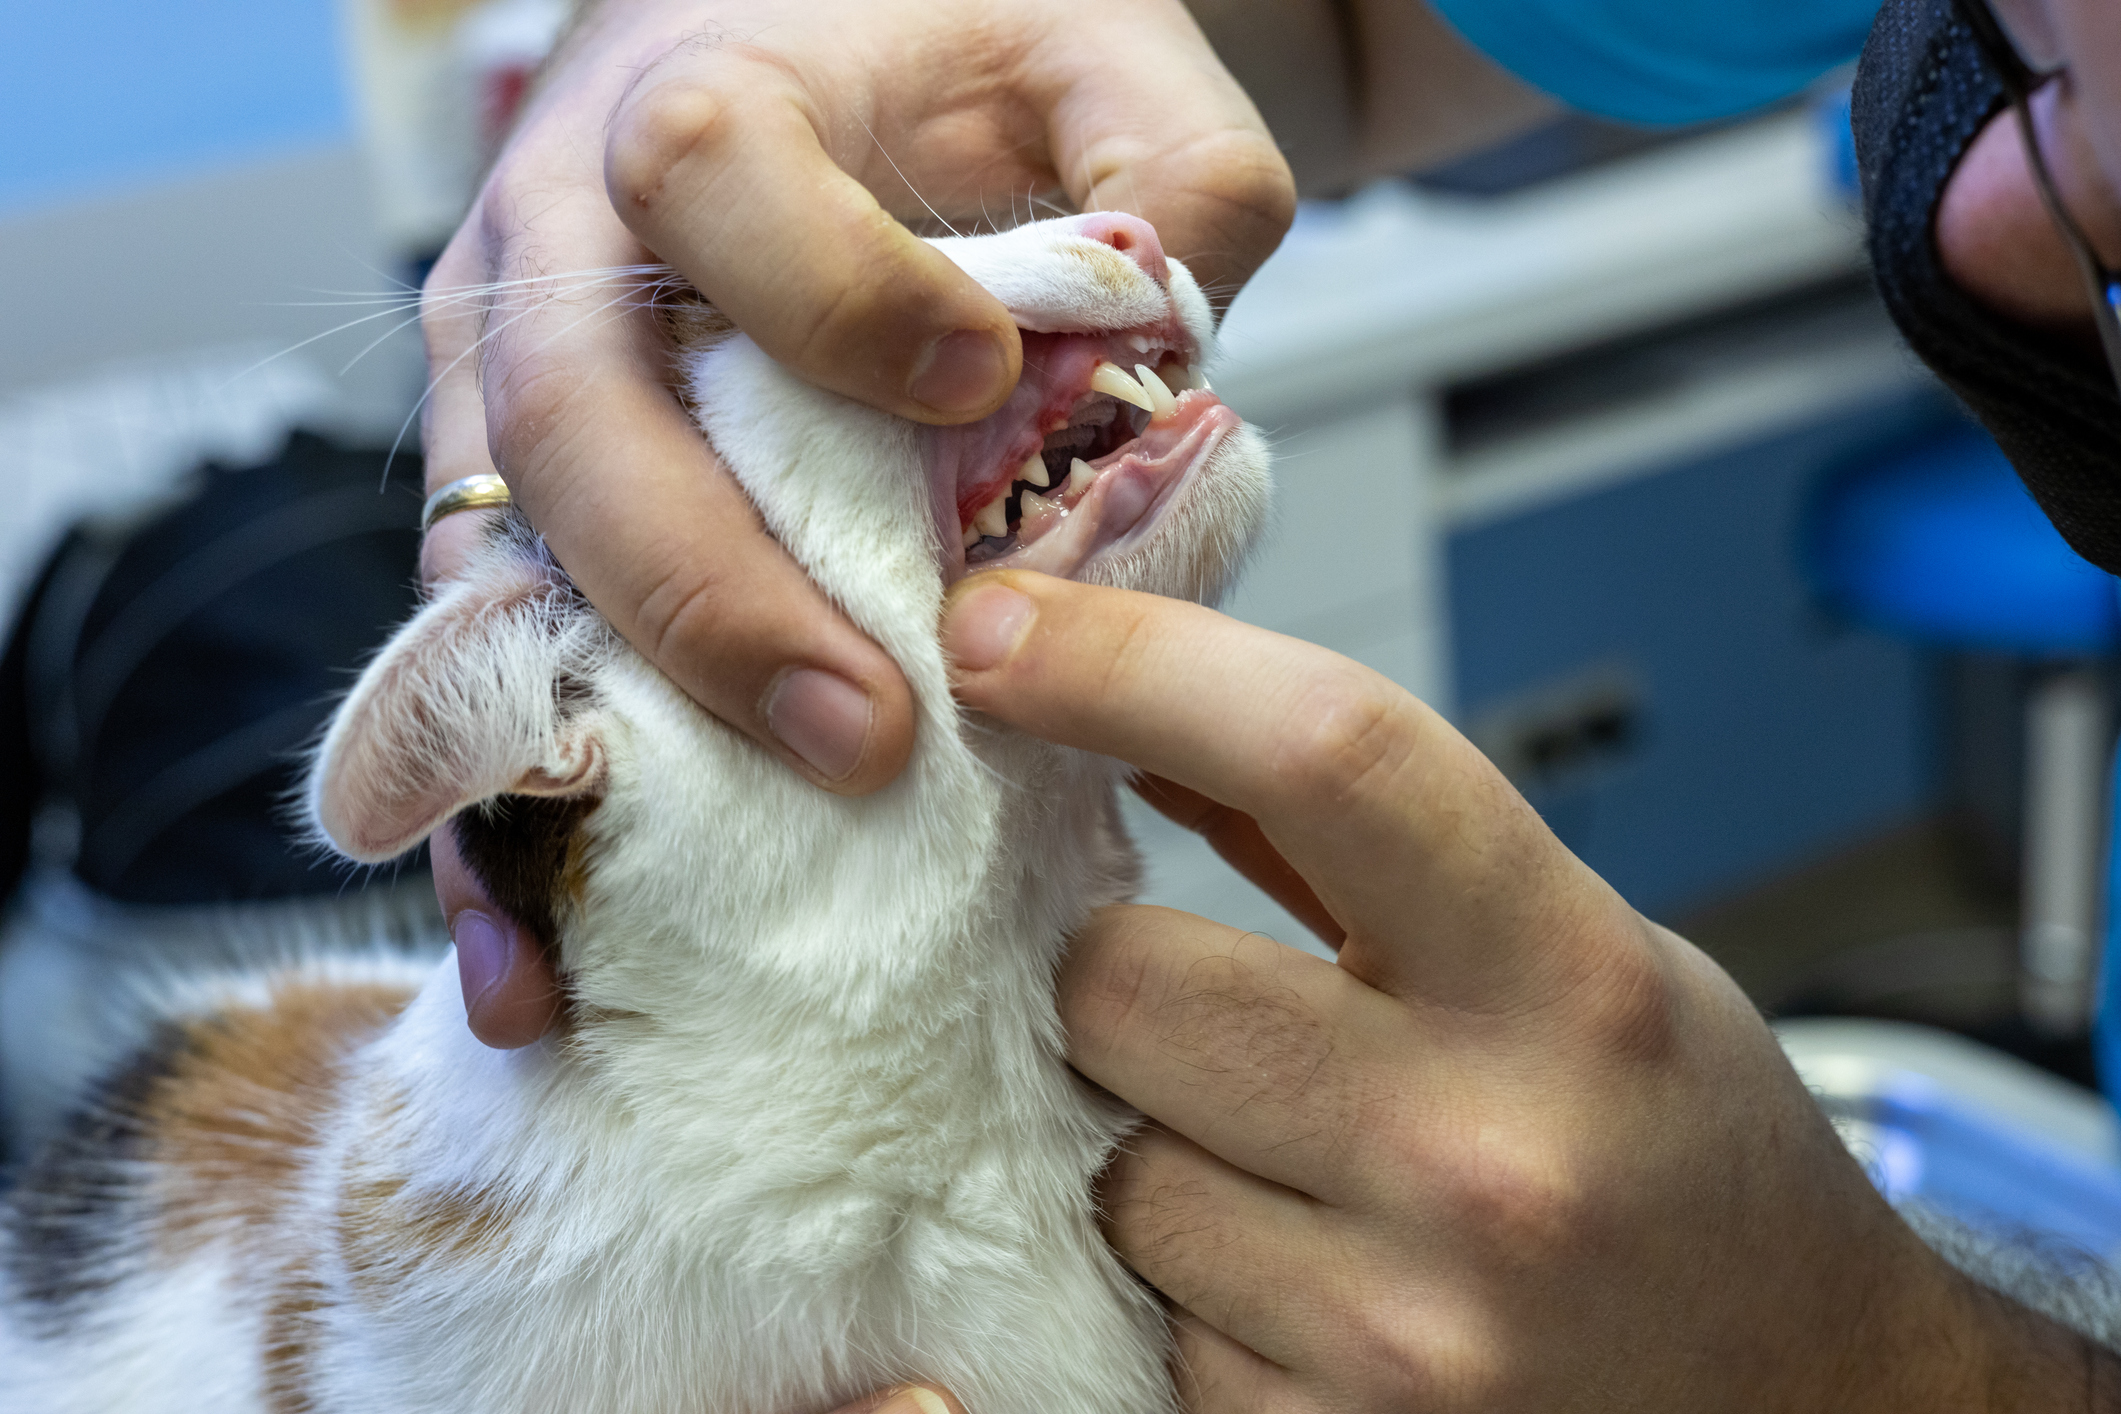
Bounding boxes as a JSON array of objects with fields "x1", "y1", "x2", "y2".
[
  {"x1": 909, "y1": 329, "x2": 1008, "y2": 415},
  {"x1": 873, "y1": 1388, "x2": 953, "y2": 1414},
  {"x1": 942, "y1": 582, "x2": 1036, "y2": 672},
  {"x1": 452, "y1": 910, "x2": 509, "y2": 1010},
  {"x1": 766, "y1": 668, "x2": 874, "y2": 782}
]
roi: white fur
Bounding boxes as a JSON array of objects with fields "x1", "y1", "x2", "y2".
[{"x1": 0, "y1": 217, "x2": 1271, "y2": 1414}]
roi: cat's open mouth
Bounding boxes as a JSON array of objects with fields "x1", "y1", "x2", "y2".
[{"x1": 927, "y1": 329, "x2": 1240, "y2": 581}]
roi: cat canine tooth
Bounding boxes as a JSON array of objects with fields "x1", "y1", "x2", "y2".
[
  {"x1": 1018, "y1": 453, "x2": 1050, "y2": 488},
  {"x1": 973, "y1": 490, "x2": 1010, "y2": 539},
  {"x1": 962, "y1": 523, "x2": 981, "y2": 548},
  {"x1": 1089, "y1": 361, "x2": 1155, "y2": 412},
  {"x1": 1133, "y1": 363, "x2": 1177, "y2": 419},
  {"x1": 1067, "y1": 457, "x2": 1096, "y2": 496},
  {"x1": 1172, "y1": 364, "x2": 1206, "y2": 391}
]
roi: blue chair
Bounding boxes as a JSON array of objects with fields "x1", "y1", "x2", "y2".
[{"x1": 1807, "y1": 427, "x2": 2121, "y2": 1060}]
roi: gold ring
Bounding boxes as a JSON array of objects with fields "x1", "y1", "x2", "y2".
[{"x1": 420, "y1": 473, "x2": 512, "y2": 532}]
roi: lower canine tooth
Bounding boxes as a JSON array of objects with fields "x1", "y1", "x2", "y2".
[
  {"x1": 1067, "y1": 458, "x2": 1096, "y2": 495},
  {"x1": 973, "y1": 492, "x2": 1010, "y2": 539},
  {"x1": 962, "y1": 524, "x2": 981, "y2": 548},
  {"x1": 1090, "y1": 361, "x2": 1154, "y2": 413},
  {"x1": 1019, "y1": 453, "x2": 1050, "y2": 488}
]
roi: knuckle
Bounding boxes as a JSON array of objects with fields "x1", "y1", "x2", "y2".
[
  {"x1": 1193, "y1": 132, "x2": 1298, "y2": 236},
  {"x1": 631, "y1": 559, "x2": 736, "y2": 676},
  {"x1": 1438, "y1": 1126, "x2": 1599, "y2": 1273},
  {"x1": 1068, "y1": 907, "x2": 1163, "y2": 1041},
  {"x1": 1570, "y1": 916, "x2": 1680, "y2": 1068},
  {"x1": 606, "y1": 78, "x2": 742, "y2": 213},
  {"x1": 419, "y1": 237, "x2": 488, "y2": 349},
  {"x1": 481, "y1": 353, "x2": 596, "y2": 479},
  {"x1": 1276, "y1": 673, "x2": 1420, "y2": 809}
]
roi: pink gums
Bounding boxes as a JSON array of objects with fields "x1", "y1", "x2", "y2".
[{"x1": 925, "y1": 325, "x2": 1237, "y2": 581}]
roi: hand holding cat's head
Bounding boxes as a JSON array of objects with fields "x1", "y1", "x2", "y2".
[{"x1": 308, "y1": 217, "x2": 1271, "y2": 956}]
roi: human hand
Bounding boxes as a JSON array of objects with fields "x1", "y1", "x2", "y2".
[
  {"x1": 421, "y1": 0, "x2": 1292, "y2": 1043},
  {"x1": 819, "y1": 1384, "x2": 960, "y2": 1414},
  {"x1": 939, "y1": 569, "x2": 2119, "y2": 1411}
]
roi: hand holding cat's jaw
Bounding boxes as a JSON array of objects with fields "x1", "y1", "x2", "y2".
[
  {"x1": 420, "y1": 231, "x2": 916, "y2": 803},
  {"x1": 941, "y1": 571, "x2": 2110, "y2": 1411}
]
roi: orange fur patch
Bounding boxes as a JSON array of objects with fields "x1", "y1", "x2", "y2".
[
  {"x1": 338, "y1": 1167, "x2": 517, "y2": 1304},
  {"x1": 1069, "y1": 244, "x2": 1144, "y2": 299},
  {"x1": 263, "y1": 1272, "x2": 329, "y2": 1414},
  {"x1": 148, "y1": 982, "x2": 412, "y2": 1257},
  {"x1": 135, "y1": 980, "x2": 411, "y2": 1412}
]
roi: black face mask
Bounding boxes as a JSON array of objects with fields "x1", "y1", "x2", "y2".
[{"x1": 1855, "y1": 0, "x2": 2121, "y2": 573}]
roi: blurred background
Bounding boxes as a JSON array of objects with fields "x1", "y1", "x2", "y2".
[{"x1": 4, "y1": 3, "x2": 2118, "y2": 1177}]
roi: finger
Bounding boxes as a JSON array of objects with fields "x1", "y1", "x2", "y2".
[
  {"x1": 604, "y1": 43, "x2": 1020, "y2": 424},
  {"x1": 1099, "y1": 1122, "x2": 1335, "y2": 1371},
  {"x1": 442, "y1": 181, "x2": 916, "y2": 794},
  {"x1": 1065, "y1": 907, "x2": 1396, "y2": 1201},
  {"x1": 1130, "y1": 774, "x2": 1342, "y2": 949},
  {"x1": 1031, "y1": 0, "x2": 1296, "y2": 303},
  {"x1": 943, "y1": 573, "x2": 1625, "y2": 1007},
  {"x1": 1171, "y1": 1309, "x2": 1308, "y2": 1414},
  {"x1": 825, "y1": 1386, "x2": 964, "y2": 1414},
  {"x1": 418, "y1": 228, "x2": 509, "y2": 504},
  {"x1": 431, "y1": 822, "x2": 561, "y2": 1048}
]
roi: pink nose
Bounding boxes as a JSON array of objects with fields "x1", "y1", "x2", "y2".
[{"x1": 1066, "y1": 212, "x2": 1167, "y2": 284}]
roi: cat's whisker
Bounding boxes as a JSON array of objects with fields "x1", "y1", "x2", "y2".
[
  {"x1": 857, "y1": 115, "x2": 962, "y2": 239},
  {"x1": 337, "y1": 306, "x2": 430, "y2": 378},
  {"x1": 380, "y1": 271, "x2": 676, "y2": 480}
]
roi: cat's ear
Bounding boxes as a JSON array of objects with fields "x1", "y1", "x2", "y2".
[{"x1": 308, "y1": 555, "x2": 607, "y2": 864}]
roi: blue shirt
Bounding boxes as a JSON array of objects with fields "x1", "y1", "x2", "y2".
[{"x1": 1429, "y1": 0, "x2": 1881, "y2": 126}]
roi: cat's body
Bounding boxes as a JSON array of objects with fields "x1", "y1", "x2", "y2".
[{"x1": 0, "y1": 214, "x2": 1270, "y2": 1414}]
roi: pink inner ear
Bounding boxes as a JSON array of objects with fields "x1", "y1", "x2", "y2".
[
  {"x1": 309, "y1": 566, "x2": 603, "y2": 864},
  {"x1": 516, "y1": 736, "x2": 606, "y2": 798}
]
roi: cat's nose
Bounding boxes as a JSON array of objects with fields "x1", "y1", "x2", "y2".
[{"x1": 1066, "y1": 212, "x2": 1168, "y2": 285}]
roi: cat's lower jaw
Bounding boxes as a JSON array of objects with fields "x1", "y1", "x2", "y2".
[{"x1": 963, "y1": 393, "x2": 1240, "y2": 582}]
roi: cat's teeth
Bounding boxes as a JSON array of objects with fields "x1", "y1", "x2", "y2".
[
  {"x1": 1134, "y1": 363, "x2": 1178, "y2": 419},
  {"x1": 1019, "y1": 487, "x2": 1063, "y2": 535},
  {"x1": 973, "y1": 490, "x2": 1010, "y2": 539},
  {"x1": 1090, "y1": 361, "x2": 1155, "y2": 412},
  {"x1": 961, "y1": 523, "x2": 981, "y2": 548},
  {"x1": 1067, "y1": 457, "x2": 1096, "y2": 495},
  {"x1": 1019, "y1": 453, "x2": 1050, "y2": 488},
  {"x1": 1173, "y1": 363, "x2": 1206, "y2": 391},
  {"x1": 1127, "y1": 333, "x2": 1152, "y2": 353}
]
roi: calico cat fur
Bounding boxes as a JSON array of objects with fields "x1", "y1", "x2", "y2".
[{"x1": 0, "y1": 213, "x2": 1272, "y2": 1414}]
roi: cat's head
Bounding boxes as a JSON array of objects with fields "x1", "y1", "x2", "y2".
[{"x1": 306, "y1": 216, "x2": 1270, "y2": 992}]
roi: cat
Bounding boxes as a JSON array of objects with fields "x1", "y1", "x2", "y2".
[{"x1": 0, "y1": 211, "x2": 1272, "y2": 1414}]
